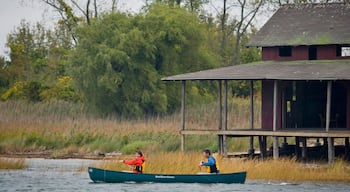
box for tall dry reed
[0,99,261,153]
[0,158,27,169]
[94,152,350,182]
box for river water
[0,158,349,192]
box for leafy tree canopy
[70,4,219,116]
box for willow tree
[70,4,218,116]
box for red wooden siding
[318,45,350,60]
[261,81,282,130]
[262,45,350,61]
[262,46,308,61]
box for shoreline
[0,152,124,160]
[1,152,350,183]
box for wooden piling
[301,137,307,161]
[345,137,350,160]
[326,81,334,163]
[248,80,255,156]
[273,80,279,159]
[181,81,186,151]
[295,136,300,159]
[223,80,228,156]
[218,80,223,154]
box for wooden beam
[326,81,332,132]
[180,130,350,137]
[345,137,350,160]
[295,137,301,159]
[328,137,334,164]
[249,80,255,155]
[218,80,223,154]
[326,81,334,164]
[223,80,228,156]
[250,80,254,130]
[301,137,307,161]
[181,80,186,151]
[259,136,266,159]
[218,80,222,130]
[273,80,279,159]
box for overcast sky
[0,0,143,57]
[0,0,268,57]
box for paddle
[198,161,204,172]
[116,159,134,172]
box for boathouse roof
[247,3,350,47]
[162,60,350,81]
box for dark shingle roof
[162,60,350,81]
[247,3,350,47]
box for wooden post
[295,136,300,159]
[259,136,267,159]
[223,80,228,156]
[218,80,223,154]
[248,80,255,156]
[326,81,332,132]
[181,80,186,151]
[328,137,334,164]
[345,137,350,160]
[273,80,279,159]
[301,137,307,161]
[326,81,334,163]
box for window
[279,46,292,57]
[336,45,350,57]
[309,46,317,60]
[341,47,350,57]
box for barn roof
[162,60,350,81]
[247,3,350,47]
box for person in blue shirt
[199,149,219,174]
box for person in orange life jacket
[199,149,219,174]
[123,150,145,173]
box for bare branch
[94,0,98,18]
[69,0,87,17]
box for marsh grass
[0,158,27,169]
[94,152,350,182]
[0,98,260,154]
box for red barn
[163,3,350,163]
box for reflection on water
[0,158,349,192]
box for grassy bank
[0,158,26,169]
[95,152,350,182]
[0,99,260,155]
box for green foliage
[1,1,262,115]
[1,77,79,102]
[40,76,80,102]
[1,20,76,102]
[0,57,9,92]
[1,81,47,102]
[70,4,218,116]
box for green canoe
[88,167,246,184]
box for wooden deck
[181,129,350,138]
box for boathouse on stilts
[162,3,350,163]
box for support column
[273,80,279,159]
[218,80,223,154]
[248,80,255,156]
[223,80,228,156]
[259,136,267,159]
[328,137,334,163]
[301,137,307,161]
[181,81,186,152]
[295,137,300,159]
[326,81,334,164]
[345,137,350,160]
